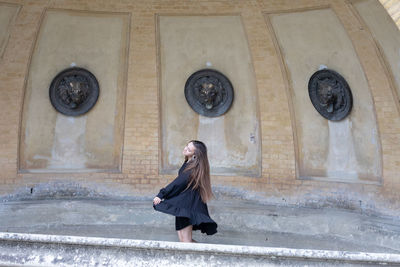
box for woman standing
[153,140,217,242]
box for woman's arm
[156,172,189,200]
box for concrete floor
[0,198,399,254]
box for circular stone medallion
[184,69,234,117]
[308,69,353,121]
[49,67,100,116]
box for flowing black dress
[153,161,218,235]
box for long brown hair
[184,140,214,203]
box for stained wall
[269,7,382,183]
[159,15,261,176]
[19,9,129,172]
[0,0,400,216]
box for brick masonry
[0,0,399,215]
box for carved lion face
[317,79,338,106]
[316,78,346,113]
[199,82,218,109]
[193,76,225,110]
[58,76,89,108]
[308,69,352,120]
[68,81,87,106]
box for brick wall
[0,0,399,215]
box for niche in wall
[268,7,382,183]
[19,9,130,172]
[158,15,261,176]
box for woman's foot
[191,239,197,243]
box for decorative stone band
[0,232,399,266]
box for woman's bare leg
[177,225,193,242]
[177,230,183,242]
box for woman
[153,140,218,242]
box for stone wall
[0,0,400,216]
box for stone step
[0,199,399,253]
[0,232,399,266]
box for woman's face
[183,142,196,157]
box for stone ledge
[0,232,399,266]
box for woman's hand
[153,197,161,205]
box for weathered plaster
[19,9,129,172]
[269,7,382,183]
[158,15,261,176]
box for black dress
[153,161,218,235]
